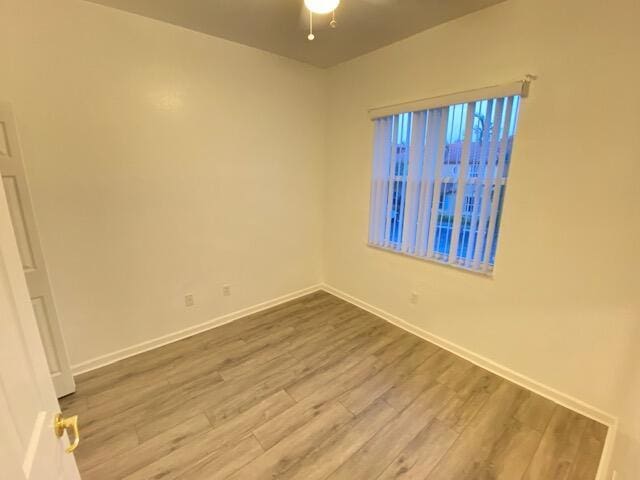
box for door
[0,160,81,479]
[0,103,75,397]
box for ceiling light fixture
[304,0,340,14]
[304,0,340,41]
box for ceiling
[87,0,506,68]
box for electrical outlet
[410,291,419,304]
[222,284,231,296]
[184,294,195,307]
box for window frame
[367,93,523,276]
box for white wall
[323,0,640,475]
[0,0,326,366]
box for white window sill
[366,242,495,279]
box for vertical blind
[368,94,522,274]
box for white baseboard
[320,284,617,428]
[71,284,323,375]
[596,421,618,480]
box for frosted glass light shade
[304,0,340,14]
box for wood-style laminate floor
[60,291,607,480]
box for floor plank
[376,418,458,480]
[226,402,353,479]
[382,348,456,412]
[272,399,397,480]
[339,340,437,415]
[523,407,590,480]
[179,435,264,480]
[327,382,455,479]
[476,418,543,479]
[515,391,558,433]
[82,414,211,480]
[426,381,532,479]
[123,390,294,480]
[567,421,609,480]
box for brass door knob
[54,413,80,453]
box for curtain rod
[368,74,537,120]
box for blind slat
[401,112,427,253]
[369,119,384,244]
[425,108,449,259]
[383,117,400,247]
[472,98,504,270]
[370,117,393,245]
[415,109,440,255]
[482,97,515,272]
[393,114,410,247]
[464,99,494,266]
[448,103,476,265]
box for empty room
[1,0,639,479]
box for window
[368,94,521,274]
[463,195,475,214]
